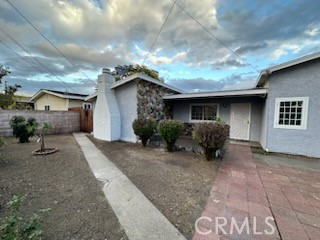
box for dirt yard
[89,136,220,239]
[0,135,127,240]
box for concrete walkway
[73,133,186,240]
[193,144,320,240]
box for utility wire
[173,1,260,73]
[142,0,177,65]
[0,26,77,92]
[0,38,69,90]
[6,0,97,86]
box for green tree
[0,65,21,109]
[114,64,164,81]
[9,116,38,143]
[0,64,10,80]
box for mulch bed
[0,134,128,240]
[89,136,220,239]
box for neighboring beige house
[30,89,92,111]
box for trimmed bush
[157,119,184,152]
[132,118,156,147]
[192,121,229,160]
[9,116,38,143]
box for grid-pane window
[191,105,218,121]
[191,106,203,120]
[45,105,50,111]
[278,101,303,126]
[274,97,308,130]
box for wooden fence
[68,107,93,133]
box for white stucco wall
[93,72,121,141]
[115,81,138,142]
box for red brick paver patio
[193,144,320,240]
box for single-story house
[30,89,93,111]
[91,51,320,158]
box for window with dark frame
[83,103,91,109]
[45,105,50,111]
[191,105,217,121]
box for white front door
[230,103,251,140]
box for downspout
[264,71,271,150]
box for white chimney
[93,69,121,141]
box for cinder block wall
[0,110,80,136]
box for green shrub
[0,137,5,163]
[157,119,184,152]
[9,116,38,143]
[132,118,156,147]
[0,137,5,147]
[192,121,229,160]
[0,195,51,240]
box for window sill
[273,125,307,130]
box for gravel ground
[0,134,128,240]
[89,136,220,239]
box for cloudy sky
[0,0,320,96]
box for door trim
[230,103,251,141]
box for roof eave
[163,88,268,100]
[84,92,98,101]
[255,51,320,87]
[110,73,185,94]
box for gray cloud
[235,43,268,54]
[167,71,257,93]
[211,58,248,69]
[218,0,320,45]
[167,78,224,92]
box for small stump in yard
[33,123,58,155]
[33,148,58,155]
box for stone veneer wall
[137,80,175,120]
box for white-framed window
[189,104,219,122]
[83,103,92,109]
[274,97,309,130]
[44,105,50,111]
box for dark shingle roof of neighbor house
[42,89,88,97]
[30,89,88,102]
[255,51,320,87]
